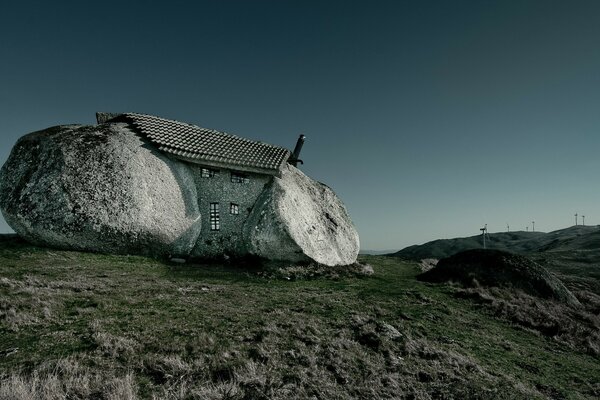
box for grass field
[0,236,598,399]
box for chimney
[289,134,305,167]
[96,112,123,124]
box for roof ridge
[125,112,285,150]
[122,112,291,174]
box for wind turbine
[532,221,535,232]
[480,224,489,249]
[582,215,585,226]
[575,213,578,226]
[507,223,509,232]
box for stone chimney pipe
[289,134,305,166]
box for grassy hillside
[391,226,600,261]
[0,235,598,399]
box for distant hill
[537,226,600,252]
[390,226,600,260]
[359,249,399,255]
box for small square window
[231,172,249,184]
[230,203,239,215]
[201,168,218,178]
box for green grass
[0,237,598,399]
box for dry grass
[0,358,137,400]
[0,240,598,399]
[251,260,375,281]
[126,310,545,399]
[454,286,600,356]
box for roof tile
[122,113,290,174]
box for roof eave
[167,153,287,176]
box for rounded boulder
[418,249,580,306]
[0,123,202,256]
[243,164,360,266]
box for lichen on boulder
[0,123,202,256]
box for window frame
[230,203,239,215]
[209,202,220,231]
[230,172,250,184]
[201,168,218,178]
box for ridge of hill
[391,226,600,261]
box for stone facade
[188,165,271,258]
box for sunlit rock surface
[244,164,360,266]
[0,123,202,256]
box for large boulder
[418,249,580,306]
[243,164,360,266]
[0,123,202,256]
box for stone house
[1,112,359,265]
[98,112,304,258]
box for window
[230,203,239,215]
[231,172,249,184]
[201,168,218,178]
[209,203,220,231]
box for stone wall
[188,164,271,258]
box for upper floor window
[230,203,239,215]
[201,168,218,178]
[231,172,249,184]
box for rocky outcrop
[418,249,580,306]
[0,123,202,256]
[243,164,360,266]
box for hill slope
[391,226,600,260]
[0,235,598,399]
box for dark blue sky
[1,0,599,250]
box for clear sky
[1,0,599,251]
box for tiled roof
[121,113,291,174]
